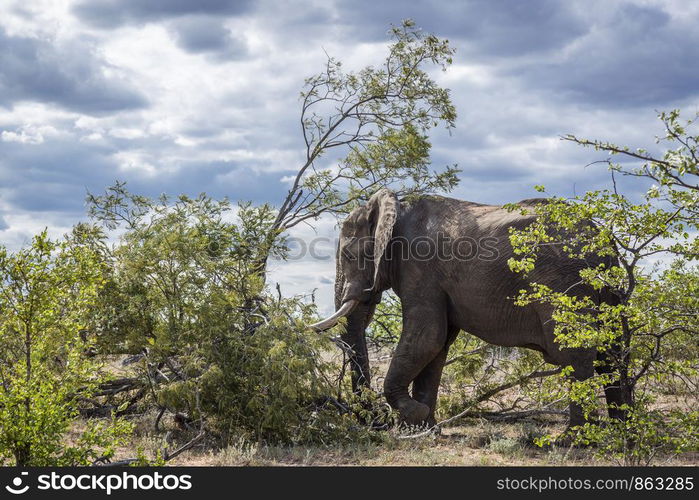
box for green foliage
[88,187,383,445]
[155,296,345,444]
[89,186,283,354]
[558,403,699,466]
[129,446,166,467]
[367,292,402,347]
[0,229,131,465]
[509,110,699,463]
[275,19,459,232]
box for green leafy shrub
[509,110,699,463]
[87,186,387,445]
[0,228,131,465]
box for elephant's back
[399,195,538,240]
[392,195,606,348]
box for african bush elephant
[311,189,624,427]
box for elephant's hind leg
[596,348,630,421]
[411,326,459,426]
[536,304,596,428]
[410,349,448,426]
[384,299,448,426]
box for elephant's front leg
[342,302,375,393]
[384,301,447,426]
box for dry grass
[106,417,698,466]
[90,351,699,467]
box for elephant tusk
[309,299,359,331]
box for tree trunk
[14,444,30,466]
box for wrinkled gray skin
[320,189,625,427]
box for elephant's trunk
[309,259,372,392]
[338,259,372,391]
[341,302,373,392]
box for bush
[87,186,386,445]
[0,228,131,465]
[509,110,699,463]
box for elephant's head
[309,188,399,391]
[310,188,400,331]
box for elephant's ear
[368,188,399,291]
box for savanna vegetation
[0,21,696,466]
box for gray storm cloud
[0,0,697,309]
[0,28,148,114]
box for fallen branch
[154,407,167,432]
[400,366,562,439]
[93,458,138,467]
[92,432,206,467]
[78,404,115,418]
[162,432,206,462]
[464,368,562,408]
[78,379,146,418]
[94,377,141,397]
[449,408,567,422]
[115,388,147,416]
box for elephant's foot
[607,407,628,422]
[397,400,430,426]
[568,402,587,428]
[553,430,576,448]
[555,430,599,449]
[556,423,601,448]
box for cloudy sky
[1,0,698,312]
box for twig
[96,431,207,467]
[162,432,206,462]
[154,407,166,432]
[444,346,489,366]
[399,367,562,439]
